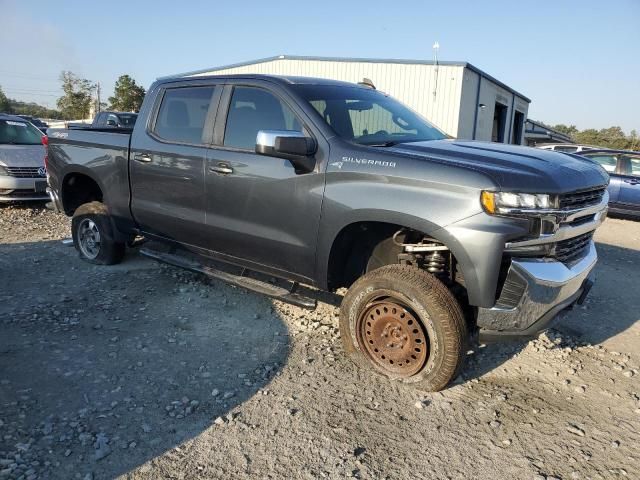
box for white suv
[537,144,599,153]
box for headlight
[481,191,553,215]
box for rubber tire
[71,201,125,265]
[339,264,468,392]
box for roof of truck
[158,73,361,88]
[0,113,30,122]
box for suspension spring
[424,251,448,275]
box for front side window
[223,86,302,150]
[154,86,215,144]
[294,84,446,146]
[0,119,43,145]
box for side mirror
[106,119,117,127]
[256,130,317,173]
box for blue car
[576,149,640,218]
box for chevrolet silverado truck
[46,74,609,391]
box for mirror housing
[256,130,317,173]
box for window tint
[585,154,617,173]
[0,119,43,145]
[223,87,302,150]
[154,87,215,144]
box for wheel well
[327,221,474,331]
[327,222,416,291]
[61,173,103,215]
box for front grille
[5,166,46,178]
[558,187,606,210]
[4,166,46,178]
[554,231,594,263]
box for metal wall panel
[192,59,465,137]
[191,58,529,142]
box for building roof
[525,119,574,144]
[166,54,531,102]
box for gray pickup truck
[46,74,609,391]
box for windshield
[117,114,137,127]
[293,85,446,146]
[0,119,43,145]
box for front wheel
[339,265,468,392]
[71,201,125,265]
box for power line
[4,90,60,97]
[2,86,62,94]
[0,70,61,81]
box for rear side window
[585,154,617,172]
[223,86,302,150]
[0,120,43,145]
[154,87,215,144]
[629,157,640,176]
[555,146,578,153]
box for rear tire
[71,201,125,265]
[339,264,467,392]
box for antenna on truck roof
[358,78,376,89]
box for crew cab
[46,74,609,391]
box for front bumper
[0,175,48,201]
[477,241,597,339]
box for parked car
[46,75,609,391]
[575,149,640,218]
[91,111,138,129]
[16,115,49,133]
[537,143,598,153]
[0,113,48,201]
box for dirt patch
[1,205,638,479]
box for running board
[139,247,317,310]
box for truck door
[617,154,640,213]
[129,84,220,247]
[204,83,327,281]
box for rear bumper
[0,175,48,201]
[46,186,64,212]
[477,242,597,339]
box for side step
[139,247,317,310]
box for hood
[389,140,609,193]
[0,144,46,168]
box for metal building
[177,55,531,145]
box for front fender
[315,173,530,307]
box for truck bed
[46,128,133,223]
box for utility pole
[96,82,101,113]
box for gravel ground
[0,203,639,480]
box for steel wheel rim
[356,299,428,377]
[78,219,101,259]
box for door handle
[209,162,233,175]
[134,153,153,163]
[623,179,640,185]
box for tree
[108,75,146,112]
[0,86,11,113]
[56,71,95,120]
[551,124,578,136]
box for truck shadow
[0,239,289,479]
[463,239,640,381]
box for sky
[1,0,638,132]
